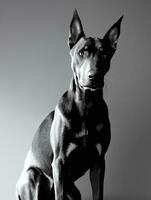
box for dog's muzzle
[79,71,104,91]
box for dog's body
[16,10,123,200]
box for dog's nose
[88,74,93,79]
[88,71,96,80]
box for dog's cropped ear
[103,16,123,49]
[68,9,85,49]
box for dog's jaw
[79,84,103,92]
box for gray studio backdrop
[0,0,151,200]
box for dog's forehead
[79,37,102,49]
[70,37,102,55]
[85,37,102,48]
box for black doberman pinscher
[16,10,123,200]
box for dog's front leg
[52,156,65,200]
[90,155,105,200]
[50,106,69,200]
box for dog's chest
[66,125,88,156]
[64,122,103,179]
[65,120,103,160]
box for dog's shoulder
[57,90,75,116]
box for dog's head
[69,10,123,91]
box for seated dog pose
[16,10,123,200]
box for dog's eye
[79,49,84,57]
[79,46,90,58]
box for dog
[16,10,123,200]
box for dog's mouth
[81,86,101,91]
[79,82,104,91]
